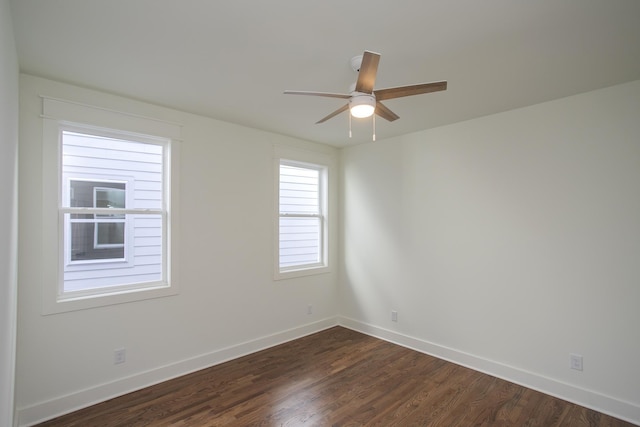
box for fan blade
[375,81,447,101]
[355,51,380,94]
[375,101,400,122]
[316,104,349,124]
[284,90,350,99]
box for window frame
[274,147,331,280]
[41,97,181,314]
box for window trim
[41,97,181,314]
[274,147,332,280]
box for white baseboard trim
[337,316,640,426]
[16,317,338,427]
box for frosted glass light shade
[349,95,375,118]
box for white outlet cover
[570,354,583,371]
[114,348,126,365]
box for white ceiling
[10,0,640,147]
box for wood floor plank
[35,327,636,426]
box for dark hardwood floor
[37,327,635,426]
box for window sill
[43,283,178,315]
[274,265,331,281]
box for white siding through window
[279,163,323,269]
[62,131,165,293]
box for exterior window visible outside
[68,180,126,261]
[278,160,327,273]
[93,185,126,248]
[61,130,166,296]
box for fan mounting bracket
[350,55,364,72]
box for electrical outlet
[391,310,398,322]
[114,348,126,365]
[307,304,313,315]
[570,353,583,371]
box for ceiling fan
[284,50,447,140]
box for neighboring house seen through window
[68,180,126,261]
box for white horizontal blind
[279,162,323,270]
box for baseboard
[338,316,640,426]
[17,317,640,426]
[16,317,338,427]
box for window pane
[279,165,319,214]
[95,187,125,209]
[63,132,164,210]
[64,213,164,290]
[96,222,125,245]
[279,216,320,267]
[70,220,125,261]
[69,180,125,209]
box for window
[279,163,324,269]
[275,150,330,279]
[68,180,126,261]
[41,97,180,313]
[59,129,166,295]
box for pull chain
[372,113,376,141]
[349,113,352,138]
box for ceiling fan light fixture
[349,94,376,118]
[283,51,448,130]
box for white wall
[14,71,640,425]
[16,75,339,425]
[0,0,19,425]
[340,80,640,424]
